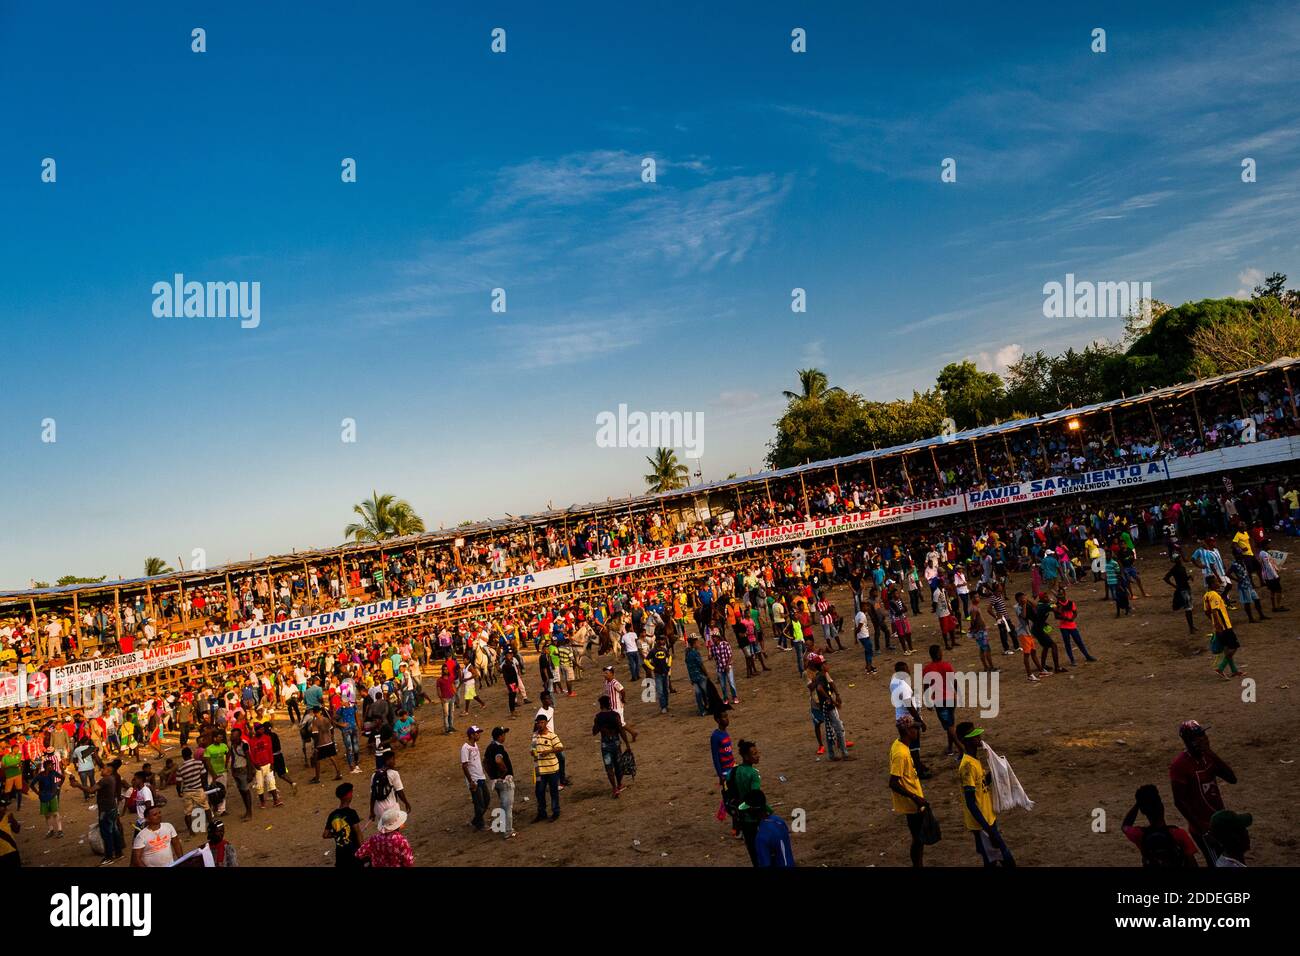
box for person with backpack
[727,739,764,864]
[1121,783,1198,867]
[368,751,410,825]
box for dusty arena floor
[17,556,1299,868]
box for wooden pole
[225,573,234,624]
[29,598,39,658]
[73,590,81,649]
[113,588,122,647]
[764,478,773,510]
[929,445,943,485]
[1034,425,1050,470]
[178,579,187,623]
[901,454,914,496]
[1147,400,1163,442]
[1235,381,1247,417]
[868,447,880,504]
[1191,391,1207,445]
[1001,433,1017,471]
[1283,368,1299,421]
[798,473,810,518]
[971,439,984,483]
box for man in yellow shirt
[888,715,928,867]
[1202,589,1241,678]
[1231,528,1253,559]
[955,723,1015,866]
[530,713,564,822]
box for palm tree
[143,557,173,576]
[782,367,843,403]
[344,491,426,542]
[644,448,690,493]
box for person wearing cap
[530,713,564,822]
[1209,810,1251,867]
[484,727,516,838]
[954,722,1014,866]
[356,807,414,867]
[461,726,490,831]
[743,789,794,867]
[888,715,928,867]
[202,817,237,867]
[889,662,930,777]
[602,665,637,739]
[1170,720,1237,864]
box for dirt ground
[16,555,1299,868]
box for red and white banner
[48,640,200,694]
[572,533,748,579]
[744,496,965,548]
[0,672,26,708]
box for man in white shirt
[131,806,182,867]
[889,662,929,779]
[854,609,875,672]
[620,629,642,681]
[460,726,489,831]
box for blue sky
[2,1,1299,586]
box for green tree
[936,361,1006,428]
[1189,295,1300,376]
[143,557,173,577]
[644,448,690,493]
[782,368,844,403]
[56,574,107,586]
[344,491,426,542]
[766,389,945,469]
[1250,271,1300,319]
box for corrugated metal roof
[5,356,1296,601]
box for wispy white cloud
[1237,267,1265,297]
[493,315,645,370]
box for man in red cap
[1169,720,1237,864]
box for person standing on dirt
[592,695,633,798]
[1163,550,1197,635]
[1169,720,1238,863]
[728,739,764,864]
[888,715,928,868]
[308,707,343,784]
[954,723,1015,867]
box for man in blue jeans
[620,628,642,681]
[684,635,710,716]
[335,702,360,771]
[648,636,672,715]
[68,763,124,865]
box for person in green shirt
[204,735,230,814]
[729,739,764,865]
[790,617,806,677]
[2,743,24,812]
